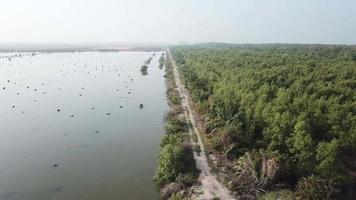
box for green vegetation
[295,175,336,200]
[171,43,356,199]
[168,193,189,200]
[159,53,165,70]
[145,54,154,65]
[141,53,157,75]
[259,189,294,200]
[140,65,148,75]
[155,53,199,199]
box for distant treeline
[171,44,356,199]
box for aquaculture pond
[0,51,167,200]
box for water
[0,51,167,200]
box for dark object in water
[140,65,148,76]
[96,130,99,134]
[53,164,58,167]
[106,113,111,115]
[57,109,61,112]
[52,186,64,193]
[120,106,123,108]
[70,115,74,117]
[139,104,144,109]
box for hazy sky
[0,0,355,44]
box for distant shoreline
[0,46,164,53]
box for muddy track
[167,49,235,200]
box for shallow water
[0,51,167,200]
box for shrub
[316,139,339,176]
[208,134,224,152]
[161,183,183,200]
[168,192,188,200]
[161,134,183,148]
[155,144,185,184]
[258,189,294,200]
[295,175,336,200]
[176,173,197,187]
[233,150,279,199]
[164,113,187,135]
[140,65,148,75]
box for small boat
[139,104,144,109]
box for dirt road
[167,49,235,200]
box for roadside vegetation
[171,43,356,199]
[155,52,199,200]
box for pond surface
[0,51,167,200]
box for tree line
[171,43,356,199]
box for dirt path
[167,49,235,200]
